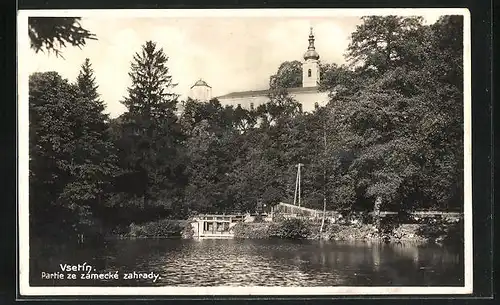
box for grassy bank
[104,215,462,245]
[233,218,463,246]
[107,219,189,239]
[233,218,312,239]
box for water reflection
[30,238,463,287]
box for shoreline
[36,218,462,247]
[230,219,463,246]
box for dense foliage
[269,61,303,89]
[29,60,117,238]
[29,16,464,239]
[28,17,96,57]
[273,218,312,239]
[233,219,312,239]
[127,220,186,238]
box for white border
[17,8,473,297]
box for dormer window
[308,69,312,77]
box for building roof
[190,79,212,89]
[216,86,321,99]
[304,49,320,61]
[303,27,320,61]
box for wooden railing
[273,202,462,218]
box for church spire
[304,27,320,61]
[308,27,315,50]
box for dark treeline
[29,16,464,239]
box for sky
[24,11,445,118]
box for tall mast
[320,112,328,233]
[293,163,304,207]
[298,164,302,208]
[293,166,299,206]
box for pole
[320,197,326,233]
[297,163,303,208]
[320,116,327,233]
[293,166,299,206]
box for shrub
[416,216,447,239]
[359,212,372,224]
[326,223,343,235]
[273,212,286,222]
[323,223,378,241]
[233,219,313,239]
[379,215,400,234]
[128,223,146,237]
[127,219,185,238]
[275,218,311,239]
[181,221,194,239]
[441,219,464,247]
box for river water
[30,238,463,287]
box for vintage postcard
[17,8,472,297]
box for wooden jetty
[190,214,245,239]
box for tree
[77,59,100,103]
[270,60,347,98]
[318,63,360,96]
[179,98,235,136]
[183,119,235,214]
[29,72,77,235]
[346,16,425,76]
[327,15,464,212]
[231,104,258,132]
[29,71,118,238]
[180,99,243,214]
[269,60,303,89]
[74,59,120,224]
[28,17,96,57]
[112,41,184,218]
[122,41,179,116]
[413,15,464,210]
[226,129,285,212]
[256,88,302,127]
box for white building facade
[190,28,329,113]
[216,87,328,113]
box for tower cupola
[189,78,212,101]
[303,27,320,61]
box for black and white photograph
[18,8,472,296]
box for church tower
[302,27,320,87]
